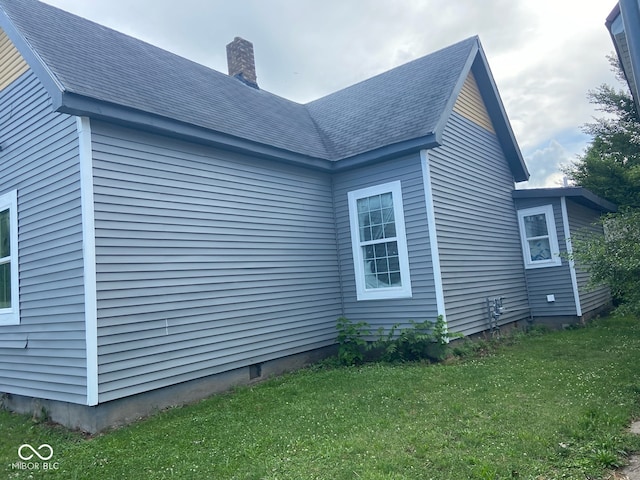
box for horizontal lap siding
[513,197,576,316]
[429,113,529,335]
[566,200,611,313]
[333,154,438,333]
[91,122,341,402]
[0,70,86,403]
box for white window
[517,204,562,269]
[348,181,412,300]
[0,190,19,325]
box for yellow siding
[0,28,29,91]
[453,71,495,134]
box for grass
[2,316,640,479]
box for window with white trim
[347,181,412,300]
[517,204,562,269]
[0,190,19,325]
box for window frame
[0,189,19,325]
[347,181,412,300]
[517,204,562,269]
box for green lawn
[2,316,640,479]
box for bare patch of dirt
[613,421,640,480]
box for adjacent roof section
[606,1,640,111]
[513,187,617,213]
[0,0,527,179]
[307,37,477,160]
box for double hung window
[0,190,18,325]
[348,181,412,300]
[517,204,561,269]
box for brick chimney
[226,37,258,89]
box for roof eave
[512,187,617,212]
[606,1,640,111]
[472,44,530,182]
[331,134,440,172]
[58,92,334,171]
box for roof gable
[453,71,495,134]
[0,0,527,180]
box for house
[512,188,615,324]
[606,0,640,110]
[0,0,614,432]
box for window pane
[0,261,10,308]
[381,207,394,224]
[528,238,551,261]
[0,209,9,258]
[383,222,396,238]
[361,241,402,288]
[524,214,548,238]
[370,209,382,226]
[357,198,369,214]
[380,192,393,208]
[368,195,381,210]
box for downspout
[330,175,346,319]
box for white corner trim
[560,196,582,317]
[77,116,99,406]
[420,150,447,321]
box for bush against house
[571,209,640,315]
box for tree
[564,56,640,208]
[571,209,640,315]
[565,55,640,314]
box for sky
[41,0,623,187]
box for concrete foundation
[531,302,613,330]
[1,345,336,433]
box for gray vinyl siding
[0,70,86,403]
[428,113,530,335]
[513,197,577,317]
[90,121,342,402]
[566,199,611,314]
[332,154,439,333]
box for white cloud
[519,139,576,188]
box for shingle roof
[0,0,329,158]
[0,0,525,178]
[307,37,477,159]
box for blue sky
[42,0,622,187]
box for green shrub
[374,316,460,362]
[571,208,640,315]
[336,316,461,364]
[335,316,370,365]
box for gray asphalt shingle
[0,0,476,161]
